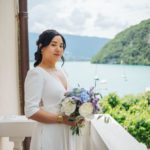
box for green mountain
[91,19,150,65]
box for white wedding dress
[24,66,85,150]
[24,65,148,150]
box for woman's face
[42,35,64,64]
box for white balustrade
[91,114,147,150]
[0,114,148,150]
[0,115,36,150]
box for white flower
[79,102,94,118]
[61,97,76,116]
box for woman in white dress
[24,29,82,150]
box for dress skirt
[30,123,72,150]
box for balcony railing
[0,114,147,150]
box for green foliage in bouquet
[99,92,150,148]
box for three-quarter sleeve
[24,69,44,118]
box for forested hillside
[91,19,150,65]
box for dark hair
[34,29,66,67]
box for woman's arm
[28,109,77,127]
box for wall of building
[0,0,20,149]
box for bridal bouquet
[60,87,103,135]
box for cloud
[28,0,150,38]
[94,13,129,30]
[69,8,91,26]
[62,8,92,34]
[29,22,47,33]
[28,1,92,35]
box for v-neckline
[37,66,68,91]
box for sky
[28,0,150,38]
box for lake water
[30,61,150,97]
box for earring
[39,43,42,48]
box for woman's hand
[63,115,84,127]
[63,115,76,127]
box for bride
[24,29,83,150]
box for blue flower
[76,89,90,103]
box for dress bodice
[24,66,72,117]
